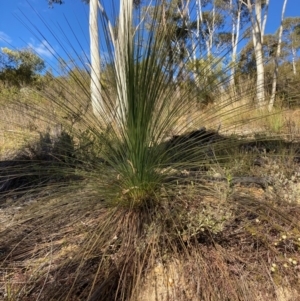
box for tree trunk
[114,0,133,125]
[261,0,269,42]
[176,0,189,83]
[292,47,297,75]
[197,0,205,56]
[229,0,241,87]
[254,0,265,108]
[206,1,216,57]
[89,0,103,118]
[246,0,266,108]
[268,0,288,112]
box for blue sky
[0,0,299,71]
[0,0,91,71]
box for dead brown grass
[1,84,300,300]
[1,152,300,301]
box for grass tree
[1,1,300,300]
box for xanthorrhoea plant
[93,0,212,206]
[1,1,300,301]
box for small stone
[213,173,222,179]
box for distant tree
[0,47,45,88]
[218,0,250,87]
[268,0,288,112]
[238,39,256,78]
[197,0,226,57]
[241,0,269,108]
[238,34,287,77]
[143,0,195,82]
[282,17,300,75]
[47,0,89,6]
[48,0,104,119]
[48,0,142,120]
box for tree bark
[197,0,204,56]
[245,0,266,108]
[114,0,133,125]
[206,0,216,57]
[268,0,288,112]
[261,0,269,43]
[292,46,297,75]
[89,0,103,118]
[229,0,241,87]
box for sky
[0,0,299,72]
[0,0,91,72]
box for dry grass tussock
[1,182,300,300]
[1,125,300,300]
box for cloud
[28,40,56,58]
[0,31,12,43]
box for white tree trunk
[89,0,103,118]
[114,0,133,125]
[197,0,211,56]
[206,1,216,57]
[197,0,204,55]
[97,0,135,126]
[261,0,269,41]
[246,0,265,108]
[292,47,297,75]
[229,0,241,87]
[186,0,198,85]
[269,0,288,112]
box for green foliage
[282,17,300,51]
[0,47,45,88]
[184,55,226,106]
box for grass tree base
[1,174,300,301]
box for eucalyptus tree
[172,0,193,82]
[0,47,45,87]
[48,0,105,120]
[197,0,226,58]
[173,0,227,92]
[48,0,143,122]
[238,34,280,75]
[141,0,229,88]
[268,0,288,112]
[282,17,300,75]
[144,0,196,82]
[217,0,250,86]
[241,0,269,108]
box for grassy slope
[1,87,300,300]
